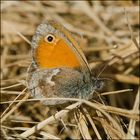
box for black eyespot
[45,34,55,43]
[47,35,53,42]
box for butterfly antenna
[96,56,114,80]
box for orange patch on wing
[35,37,81,69]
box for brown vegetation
[1,1,139,139]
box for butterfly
[27,20,103,105]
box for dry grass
[1,1,139,139]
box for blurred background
[1,1,139,139]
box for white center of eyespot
[44,34,55,43]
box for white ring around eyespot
[44,34,55,43]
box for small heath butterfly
[27,20,102,105]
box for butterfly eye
[45,34,55,43]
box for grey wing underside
[27,67,93,105]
